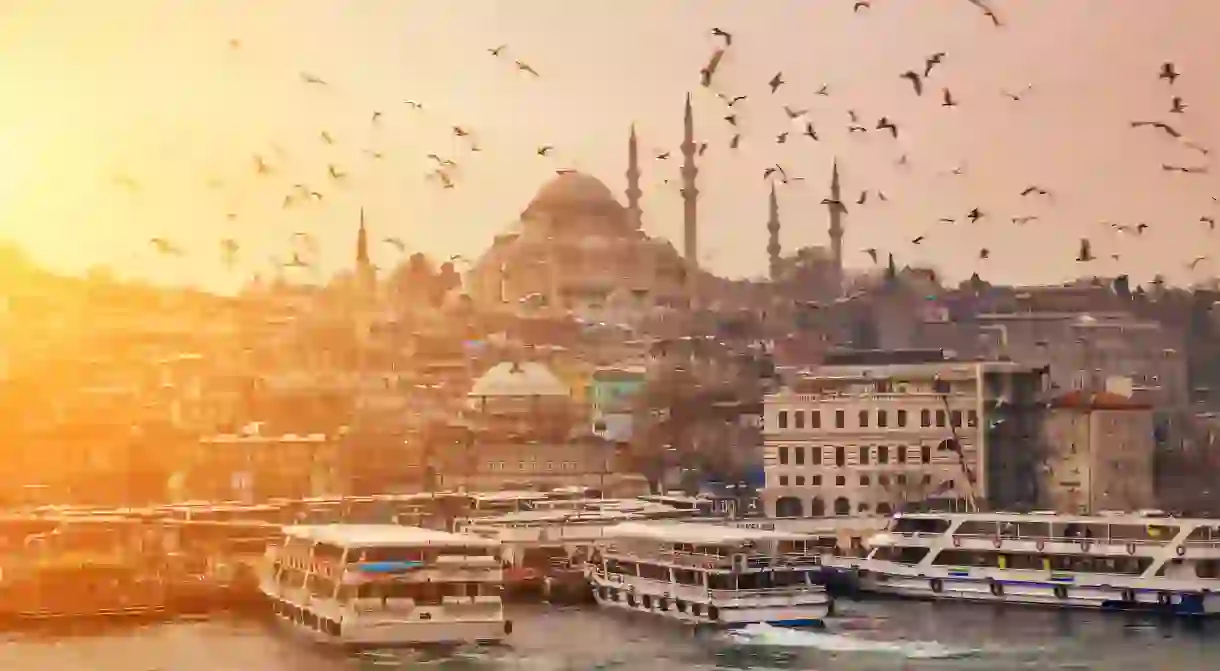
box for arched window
[857,502,870,513]
[775,496,804,518]
[876,502,893,516]
[809,496,826,516]
[833,497,851,516]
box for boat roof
[283,524,498,549]
[897,511,1218,526]
[605,522,812,544]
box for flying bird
[815,84,830,96]
[848,125,868,133]
[1077,238,1094,262]
[403,100,424,109]
[763,165,788,182]
[327,164,347,180]
[253,155,271,175]
[775,132,788,144]
[711,28,733,46]
[1171,96,1187,114]
[1160,62,1179,85]
[1189,256,1209,270]
[854,1,870,11]
[912,236,926,245]
[1012,215,1039,225]
[938,217,955,224]
[967,0,1002,26]
[821,198,848,213]
[924,52,946,77]
[284,252,309,269]
[1202,216,1216,231]
[729,134,741,149]
[768,72,785,93]
[220,239,239,267]
[876,117,898,138]
[383,237,406,252]
[320,130,334,144]
[1020,185,1049,197]
[864,248,878,263]
[300,72,327,86]
[536,145,553,156]
[515,60,540,76]
[724,114,738,126]
[941,88,957,107]
[150,238,182,255]
[719,93,748,106]
[784,106,808,119]
[453,126,471,137]
[370,111,382,124]
[803,122,819,140]
[432,170,455,189]
[856,190,869,205]
[900,71,923,95]
[1130,120,1181,138]
[979,248,990,260]
[967,208,983,223]
[1002,87,1030,101]
[1163,164,1208,174]
[428,154,456,167]
[488,44,507,57]
[701,49,726,87]
[655,151,671,160]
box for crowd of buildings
[2,96,1220,517]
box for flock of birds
[121,0,1217,288]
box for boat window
[673,568,701,585]
[307,574,336,598]
[1103,524,1178,542]
[891,517,951,534]
[1196,560,1220,579]
[354,547,428,563]
[708,572,734,590]
[871,546,929,564]
[313,543,345,561]
[1186,526,1220,542]
[607,559,638,576]
[955,520,999,536]
[1013,521,1050,538]
[355,581,445,605]
[637,562,669,581]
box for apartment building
[761,351,1048,517]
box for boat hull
[588,575,830,627]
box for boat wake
[724,623,980,660]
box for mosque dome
[468,361,571,399]
[524,171,623,218]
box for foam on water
[724,623,980,660]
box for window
[547,462,555,471]
[878,445,889,464]
[921,409,931,427]
[810,410,822,429]
[877,410,888,428]
[897,474,907,485]
[922,474,932,485]
[860,475,871,486]
[835,475,846,486]
[811,475,822,486]
[779,446,789,465]
[858,410,869,428]
[778,411,789,429]
[811,448,823,466]
[795,411,805,429]
[859,446,870,465]
[879,475,890,487]
[897,409,908,427]
[858,502,871,513]
[779,476,789,486]
[795,447,805,465]
[796,475,806,486]
[921,446,931,464]
[835,410,845,428]
[898,446,907,464]
[835,446,846,467]
[967,410,978,428]
[951,410,962,428]
[935,410,946,427]
[944,479,956,490]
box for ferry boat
[836,511,1220,616]
[259,524,511,646]
[586,522,832,627]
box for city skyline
[1,0,1219,291]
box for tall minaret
[827,158,845,292]
[767,182,782,281]
[356,206,375,297]
[625,124,643,230]
[680,93,700,297]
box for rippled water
[3,600,1220,670]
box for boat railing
[942,533,1172,549]
[707,585,820,599]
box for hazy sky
[1,0,1218,290]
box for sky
[0,0,1218,291]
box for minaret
[356,206,375,297]
[680,93,699,297]
[828,158,845,293]
[767,183,782,281]
[625,124,643,230]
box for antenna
[937,382,979,512]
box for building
[761,350,1048,518]
[181,425,343,503]
[587,366,646,442]
[1039,390,1156,514]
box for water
[3,600,1220,670]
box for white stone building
[761,358,1047,518]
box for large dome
[468,361,571,398]
[525,171,622,216]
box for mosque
[465,95,849,322]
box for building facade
[761,353,1048,518]
[1039,391,1156,514]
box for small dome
[469,361,571,398]
[525,172,622,216]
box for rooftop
[283,524,498,549]
[1051,390,1152,410]
[468,361,570,398]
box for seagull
[1020,185,1049,197]
[432,170,455,189]
[1130,120,1181,138]
[1077,238,1094,262]
[453,126,471,137]
[1171,96,1187,114]
[967,0,1002,27]
[853,1,870,11]
[220,239,239,267]
[815,84,830,96]
[536,145,553,156]
[370,111,382,125]
[900,71,923,95]
[856,190,869,205]
[1202,216,1216,231]
[784,106,808,119]
[864,248,879,263]
[1185,141,1210,156]
[719,94,748,107]
[941,88,957,107]
[403,100,424,110]
[1189,256,1208,270]
[327,164,347,180]
[1012,215,1039,225]
[284,252,309,269]
[803,122,818,140]
[488,44,507,57]
[383,237,406,252]
[924,52,946,77]
[320,130,334,144]
[515,60,540,76]
[912,236,926,245]
[711,28,733,46]
[1002,87,1031,101]
[427,153,456,167]
[150,237,182,255]
[701,49,726,87]
[253,155,271,175]
[300,72,327,86]
[848,125,868,133]
[768,72,785,93]
[729,134,741,149]
[938,217,955,224]
[1164,164,1208,174]
[775,132,788,144]
[979,248,990,260]
[655,151,671,160]
[967,208,983,223]
[876,117,898,138]
[763,165,788,182]
[1160,62,1179,85]
[821,198,848,213]
[724,114,738,126]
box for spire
[827,157,844,296]
[625,124,643,229]
[356,206,369,265]
[767,183,782,282]
[680,93,699,300]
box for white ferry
[259,524,511,646]
[835,511,1220,616]
[587,522,832,627]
